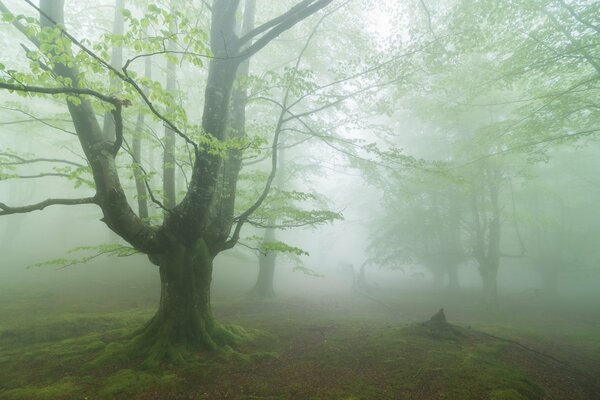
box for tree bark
[102,0,125,142]
[252,227,277,298]
[128,238,224,364]
[163,3,177,210]
[131,53,150,220]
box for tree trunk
[479,261,499,306]
[128,238,237,365]
[131,49,151,220]
[253,248,277,299]
[252,227,276,298]
[447,262,459,290]
[101,0,124,142]
[162,5,177,210]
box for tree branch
[556,0,600,35]
[220,2,339,250]
[0,197,97,216]
[0,105,76,135]
[239,0,316,45]
[0,153,84,167]
[237,0,334,60]
[0,81,125,106]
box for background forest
[0,0,599,399]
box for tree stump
[422,308,463,340]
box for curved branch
[0,153,84,167]
[0,197,97,216]
[221,115,284,250]
[0,105,76,136]
[238,0,334,60]
[0,81,124,105]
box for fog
[1,0,599,399]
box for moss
[2,381,78,400]
[489,389,530,400]
[98,369,180,398]
[83,340,106,352]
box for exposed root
[85,317,259,370]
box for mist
[1,0,599,399]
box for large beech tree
[0,0,334,364]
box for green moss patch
[1,298,598,399]
[2,381,78,400]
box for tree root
[85,318,259,370]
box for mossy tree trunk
[128,238,233,365]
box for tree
[366,166,467,290]
[0,0,335,365]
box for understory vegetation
[1,279,599,400]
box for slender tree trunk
[479,259,499,306]
[356,263,367,289]
[447,262,459,290]
[104,0,125,243]
[163,4,177,209]
[102,0,124,142]
[131,49,151,219]
[252,227,276,298]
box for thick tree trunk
[129,238,237,365]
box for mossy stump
[421,308,464,340]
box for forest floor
[0,282,599,400]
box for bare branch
[0,153,84,167]
[0,81,125,105]
[0,105,76,135]
[239,0,316,45]
[0,197,97,216]
[123,50,215,71]
[238,0,335,60]
[120,137,171,213]
[556,0,600,35]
